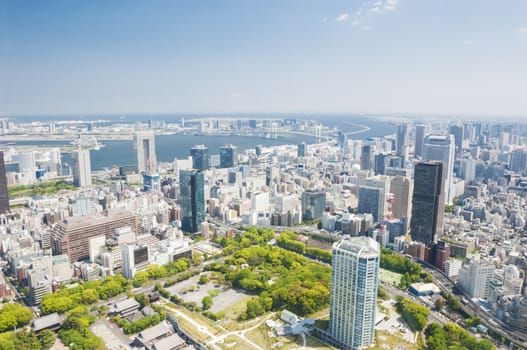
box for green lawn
[379,268,403,285]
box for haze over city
[2,0,527,117]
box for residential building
[328,236,380,350]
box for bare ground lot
[210,288,251,314]
[166,273,250,314]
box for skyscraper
[423,134,455,204]
[390,175,413,220]
[510,148,527,175]
[449,124,464,156]
[414,124,426,158]
[410,161,445,246]
[220,144,238,168]
[357,186,384,222]
[297,142,306,157]
[360,144,373,171]
[396,123,408,157]
[301,190,326,221]
[329,236,380,350]
[179,170,205,233]
[190,144,209,171]
[72,149,92,187]
[0,151,9,213]
[134,130,156,174]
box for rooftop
[137,322,171,343]
[33,312,61,331]
[334,236,380,257]
[152,333,185,350]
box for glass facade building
[180,170,205,233]
[410,161,445,246]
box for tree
[434,298,445,310]
[38,329,56,349]
[198,275,209,285]
[132,271,149,288]
[202,296,213,310]
[81,289,99,304]
[12,331,41,350]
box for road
[421,263,527,349]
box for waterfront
[0,116,395,170]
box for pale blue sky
[1,0,527,117]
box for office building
[179,170,205,233]
[360,145,373,171]
[121,244,149,279]
[28,269,52,306]
[390,176,413,220]
[72,149,92,187]
[414,124,427,158]
[301,190,326,221]
[396,124,408,157]
[51,210,139,262]
[423,134,455,203]
[329,236,380,350]
[510,149,527,174]
[450,124,464,156]
[297,142,306,157]
[357,186,384,222]
[0,152,9,213]
[220,144,238,168]
[134,130,156,174]
[457,260,495,299]
[190,144,209,171]
[143,172,160,192]
[410,161,445,247]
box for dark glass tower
[301,190,326,221]
[0,151,9,213]
[190,145,209,171]
[219,144,237,168]
[360,144,373,170]
[410,161,445,246]
[179,170,205,233]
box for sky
[1,0,527,118]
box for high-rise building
[0,152,9,213]
[220,144,238,168]
[510,149,527,174]
[142,172,160,192]
[414,124,426,158]
[72,149,92,187]
[449,124,464,156]
[457,259,495,299]
[410,161,445,247]
[190,145,209,171]
[301,190,326,221]
[297,142,306,157]
[329,236,380,350]
[390,176,413,220]
[360,145,373,171]
[423,134,455,203]
[134,130,156,174]
[179,170,205,233]
[396,124,408,157]
[357,186,384,222]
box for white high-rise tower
[72,149,91,187]
[134,130,156,174]
[423,134,455,204]
[329,236,380,350]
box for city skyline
[2,1,527,117]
